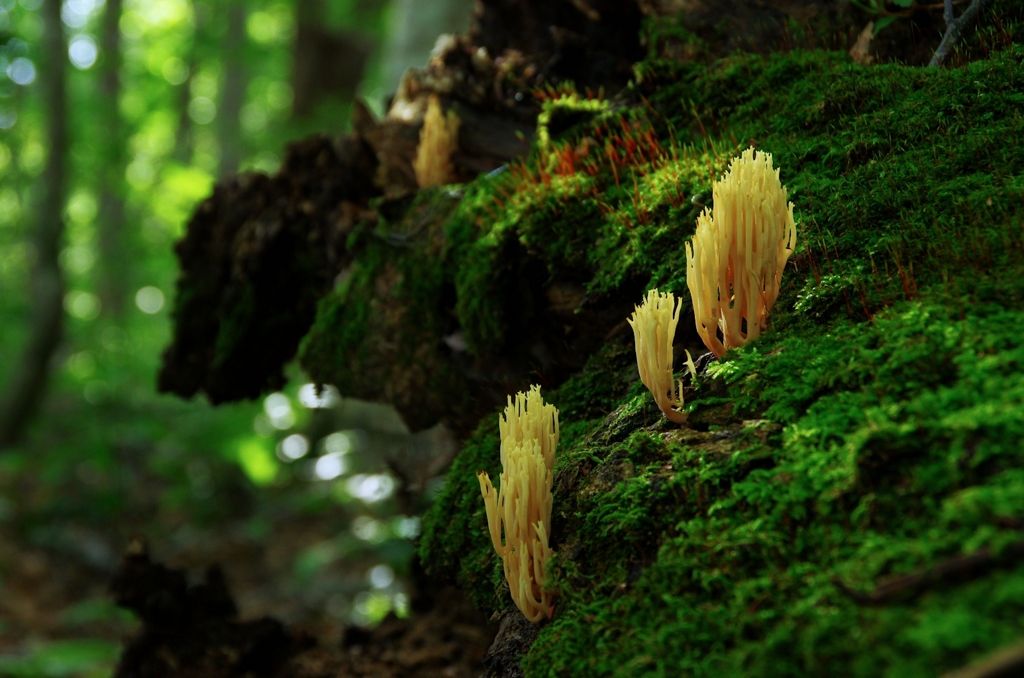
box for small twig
[929,0,996,67]
[833,541,1024,605]
[881,0,970,18]
[922,0,968,9]
[941,642,1024,678]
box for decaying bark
[159,0,976,414]
[481,610,540,678]
[159,0,645,409]
[158,134,378,402]
[111,540,306,677]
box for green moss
[418,32,1024,676]
[210,282,258,372]
[299,189,462,395]
[535,90,611,150]
[638,14,710,64]
[298,236,383,390]
[523,302,1024,678]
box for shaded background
[0,0,471,673]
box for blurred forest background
[0,0,472,673]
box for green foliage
[848,0,915,35]
[0,639,120,678]
[0,0,415,664]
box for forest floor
[0,460,495,677]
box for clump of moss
[535,87,610,150]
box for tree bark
[98,0,127,316]
[218,1,247,180]
[0,0,68,449]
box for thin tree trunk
[218,1,247,180]
[297,0,325,25]
[173,0,197,164]
[0,0,68,449]
[292,0,328,119]
[172,55,196,163]
[98,0,127,316]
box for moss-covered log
[157,0,1024,675]
[158,135,378,402]
[418,16,1024,678]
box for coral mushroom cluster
[628,288,691,424]
[685,147,797,358]
[477,386,559,623]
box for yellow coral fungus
[413,94,460,188]
[498,385,559,473]
[628,288,688,424]
[477,386,558,623]
[685,147,797,358]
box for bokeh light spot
[161,56,189,84]
[188,96,216,124]
[277,434,309,462]
[346,474,395,503]
[135,286,164,314]
[68,35,98,69]
[263,392,295,430]
[298,383,339,409]
[65,290,100,320]
[313,453,346,481]
[368,564,394,589]
[7,58,35,85]
[322,431,352,455]
[351,516,386,543]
